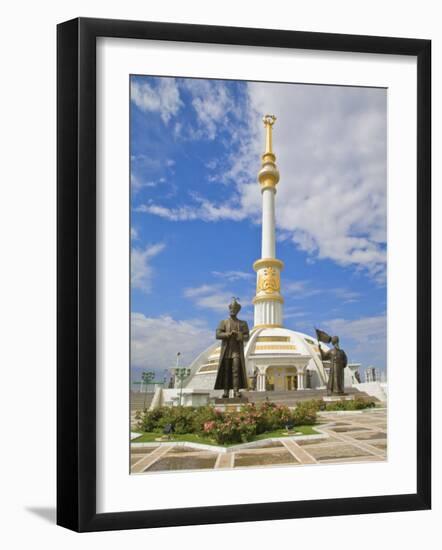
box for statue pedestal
[213,396,249,412]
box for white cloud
[184,284,233,313]
[325,315,386,344]
[183,80,238,140]
[131,313,213,372]
[242,83,387,281]
[136,196,247,222]
[131,78,182,123]
[322,314,386,368]
[131,173,162,191]
[184,283,252,313]
[134,80,387,282]
[212,270,254,282]
[206,159,218,170]
[184,284,221,299]
[131,243,165,293]
[331,287,361,303]
[284,305,307,320]
[285,280,361,305]
[285,279,323,298]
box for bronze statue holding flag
[315,328,348,395]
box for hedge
[136,397,376,445]
[137,401,316,444]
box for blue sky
[130,75,387,381]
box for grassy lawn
[253,425,318,439]
[132,424,319,446]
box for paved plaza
[130,408,387,474]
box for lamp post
[141,370,155,408]
[174,352,190,407]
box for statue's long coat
[322,347,348,394]
[214,318,249,390]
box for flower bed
[309,397,377,411]
[136,397,376,445]
[137,401,317,445]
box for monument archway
[265,366,298,391]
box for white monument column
[297,371,305,390]
[261,184,276,258]
[257,369,267,392]
[253,115,284,328]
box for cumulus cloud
[325,314,386,344]
[212,270,254,281]
[131,78,182,123]
[134,78,387,282]
[131,173,164,191]
[136,196,247,222]
[285,280,361,304]
[184,284,234,312]
[131,313,213,373]
[242,83,387,281]
[285,279,323,298]
[131,243,165,293]
[284,305,307,320]
[184,283,253,313]
[331,287,361,303]
[323,314,387,368]
[182,79,239,140]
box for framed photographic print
[57,17,431,532]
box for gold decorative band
[256,336,290,342]
[261,152,276,162]
[252,294,284,304]
[255,344,297,351]
[252,323,283,329]
[253,258,284,271]
[259,182,278,193]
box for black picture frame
[57,17,431,532]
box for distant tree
[141,370,155,385]
[140,370,155,394]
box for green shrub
[138,400,321,445]
[190,406,221,434]
[202,401,316,443]
[137,397,376,443]
[291,401,318,425]
[321,396,377,411]
[208,414,257,444]
[140,408,165,432]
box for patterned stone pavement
[130,409,387,474]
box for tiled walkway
[131,409,387,473]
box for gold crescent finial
[263,114,276,126]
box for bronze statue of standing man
[214,298,250,398]
[316,328,348,395]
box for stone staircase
[130,392,155,411]
[242,387,378,406]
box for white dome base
[184,326,339,392]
